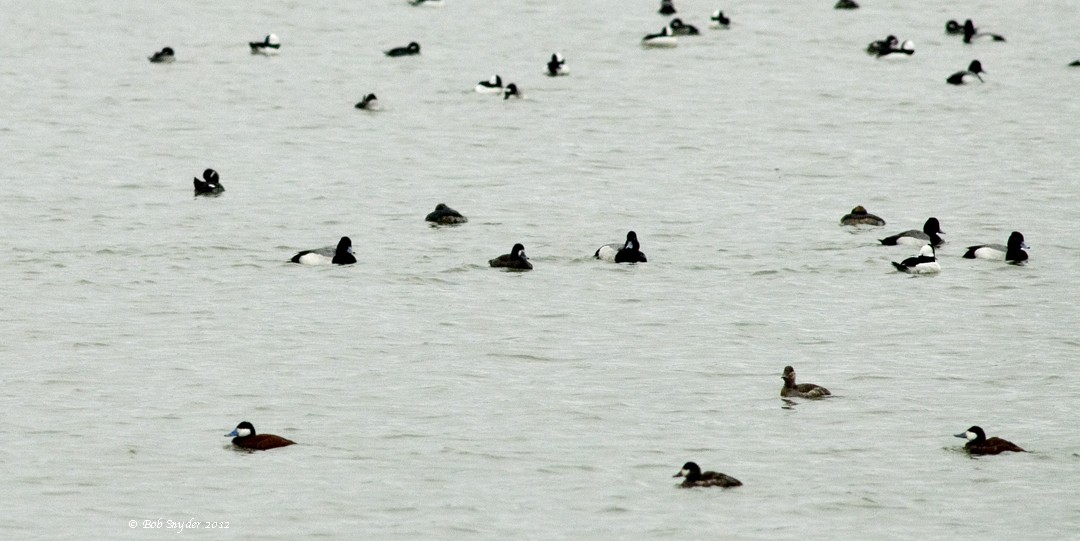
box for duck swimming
[780,366,830,399]
[955,426,1025,455]
[961,19,1005,43]
[658,0,676,15]
[489,243,532,270]
[193,168,224,195]
[947,60,985,85]
[503,83,521,100]
[546,53,568,76]
[963,231,1028,264]
[385,42,420,57]
[880,217,944,247]
[425,203,468,224]
[834,0,859,9]
[642,26,678,48]
[475,74,503,94]
[355,93,379,110]
[249,33,280,55]
[674,462,741,488]
[148,47,175,63]
[226,421,295,451]
[892,244,940,274]
[839,206,885,226]
[290,236,356,265]
[669,18,700,35]
[594,231,647,263]
[709,10,731,28]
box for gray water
[3,0,1080,538]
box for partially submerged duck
[385,42,420,57]
[193,168,224,195]
[546,53,568,76]
[355,93,379,110]
[425,203,468,224]
[148,47,175,63]
[249,33,280,55]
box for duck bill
[953,432,967,439]
[226,430,239,437]
[673,469,687,478]
[975,73,983,82]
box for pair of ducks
[475,75,522,99]
[489,231,649,271]
[149,34,281,63]
[945,19,1006,44]
[866,35,914,58]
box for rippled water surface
[3,0,1080,538]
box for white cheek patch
[679,468,689,476]
[965,431,976,441]
[236,428,252,437]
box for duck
[642,26,678,48]
[709,10,731,28]
[674,462,741,488]
[668,18,700,35]
[226,421,295,451]
[866,35,899,56]
[961,19,1005,43]
[947,60,985,85]
[595,231,647,263]
[249,33,281,55]
[834,0,859,9]
[879,217,944,247]
[892,244,940,274]
[475,74,503,94]
[1070,60,1080,67]
[840,206,885,226]
[780,366,830,399]
[193,168,224,195]
[290,236,356,265]
[355,93,379,110]
[385,42,420,57]
[955,426,1026,455]
[425,203,468,224]
[546,53,568,76]
[945,20,964,35]
[409,0,445,6]
[658,0,676,15]
[963,231,1028,264]
[489,243,532,270]
[869,38,914,58]
[503,83,521,100]
[148,47,175,63]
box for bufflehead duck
[709,10,731,28]
[869,38,914,58]
[475,74,503,94]
[290,236,356,265]
[503,83,521,100]
[963,231,1028,264]
[834,0,859,9]
[879,217,944,247]
[409,0,444,6]
[193,168,224,195]
[249,33,281,55]
[892,244,940,274]
[595,231,647,263]
[658,0,676,15]
[148,47,175,63]
[955,426,1026,455]
[385,42,420,57]
[355,93,379,110]
[780,366,830,399]
[489,243,532,270]
[961,19,1005,43]
[674,462,741,488]
[866,35,898,56]
[425,203,468,224]
[840,206,885,226]
[642,26,678,48]
[546,53,568,76]
[669,18,699,35]
[947,60,985,85]
[226,421,295,451]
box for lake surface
[2,0,1079,538]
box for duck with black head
[546,53,568,76]
[955,426,1025,456]
[780,366,830,399]
[290,236,356,265]
[658,0,676,15]
[963,231,1028,264]
[425,203,468,225]
[489,243,532,270]
[385,42,420,57]
[594,231,647,263]
[879,217,944,247]
[148,47,175,63]
[947,60,986,85]
[674,462,741,488]
[193,168,224,196]
[226,421,295,451]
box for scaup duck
[709,10,731,28]
[955,426,1026,455]
[892,244,940,274]
[409,0,444,6]
[546,53,568,76]
[674,462,741,488]
[489,243,532,270]
[840,206,885,226]
[594,231,647,263]
[503,83,521,100]
[425,203,468,224]
[961,19,1005,43]
[947,60,985,85]
[148,47,175,63]
[249,34,280,55]
[355,93,379,110]
[963,231,1028,263]
[879,217,944,247]
[642,26,678,48]
[780,366,830,399]
[227,421,295,451]
[658,0,676,15]
[669,18,700,35]
[475,74,503,93]
[834,0,859,9]
[385,42,420,57]
[290,236,356,265]
[193,168,224,195]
